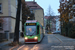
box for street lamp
[27,16,30,20]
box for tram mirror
[37,25,39,34]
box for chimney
[33,0,35,2]
[33,0,36,4]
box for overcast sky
[25,0,60,16]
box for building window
[30,10,33,13]
[0,23,2,29]
[0,3,2,13]
[0,19,3,29]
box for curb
[54,35,63,43]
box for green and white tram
[24,20,44,43]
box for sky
[25,0,60,16]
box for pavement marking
[31,45,37,50]
[64,39,75,40]
[17,45,25,50]
[48,36,52,43]
[54,35,63,43]
[9,45,18,50]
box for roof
[26,1,43,9]
[45,16,51,19]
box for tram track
[53,35,63,43]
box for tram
[24,20,44,43]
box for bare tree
[46,5,54,16]
[46,5,55,32]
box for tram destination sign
[26,23,36,26]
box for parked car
[46,30,49,33]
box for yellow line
[31,45,37,50]
[17,45,25,50]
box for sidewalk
[0,37,24,47]
[53,34,75,42]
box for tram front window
[26,26,36,36]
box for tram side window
[37,25,39,34]
[42,28,43,33]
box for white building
[55,16,61,32]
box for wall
[0,0,9,16]
[56,18,61,32]
[0,0,22,39]
[44,17,47,29]
[10,0,16,18]
[11,18,15,33]
[34,9,44,26]
[0,17,11,33]
[10,0,22,33]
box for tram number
[26,23,36,25]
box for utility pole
[13,0,21,43]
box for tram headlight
[34,36,38,40]
[25,37,28,40]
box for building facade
[44,16,56,32]
[0,0,22,40]
[55,16,61,32]
[26,1,44,26]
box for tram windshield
[26,26,36,35]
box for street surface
[1,34,75,50]
[13,34,75,50]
